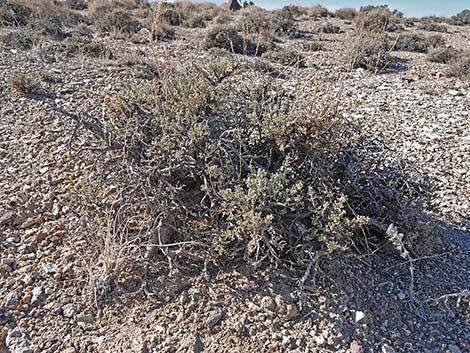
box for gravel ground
[1,14,469,353]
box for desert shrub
[318,23,340,33]
[428,47,463,64]
[350,34,393,71]
[355,7,391,32]
[393,33,444,53]
[308,4,330,18]
[66,0,87,10]
[447,54,470,80]
[278,5,307,18]
[237,7,272,34]
[419,22,448,32]
[0,28,40,49]
[151,23,175,41]
[271,7,298,36]
[215,12,234,24]
[31,15,68,40]
[450,10,470,25]
[0,0,63,27]
[183,14,206,28]
[335,8,357,20]
[67,57,430,281]
[302,41,323,52]
[38,35,113,62]
[94,9,142,34]
[160,8,181,26]
[8,71,41,94]
[262,48,306,67]
[203,24,268,56]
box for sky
[192,1,468,17]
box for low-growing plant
[64,57,432,282]
[151,23,175,41]
[302,41,323,52]
[9,71,41,94]
[262,48,306,67]
[355,7,391,33]
[447,54,470,80]
[0,29,40,49]
[203,24,269,56]
[451,9,470,26]
[419,22,448,32]
[428,47,463,64]
[393,33,444,53]
[350,34,393,71]
[183,14,206,28]
[308,4,330,18]
[94,9,142,34]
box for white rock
[382,344,396,353]
[353,310,366,323]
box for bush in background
[350,34,393,71]
[335,8,357,21]
[428,47,463,64]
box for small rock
[382,344,397,353]
[285,303,298,320]
[260,297,276,311]
[397,292,406,301]
[42,262,58,274]
[448,344,462,353]
[180,292,189,305]
[353,310,366,323]
[349,340,364,353]
[0,309,12,324]
[4,292,19,308]
[6,329,35,353]
[30,287,43,305]
[207,311,223,330]
[0,209,16,226]
[0,263,12,277]
[76,312,94,324]
[448,89,462,96]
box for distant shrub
[318,23,340,33]
[308,4,330,18]
[161,8,181,26]
[215,12,234,25]
[203,24,269,56]
[355,7,390,32]
[447,54,470,80]
[0,0,63,26]
[350,34,393,71]
[419,22,448,32]
[393,33,444,53]
[302,41,323,52]
[428,47,463,64]
[262,48,306,67]
[237,7,271,34]
[271,6,298,36]
[66,0,87,10]
[451,9,470,25]
[335,8,357,20]
[151,23,175,41]
[94,9,142,34]
[183,14,206,28]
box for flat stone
[448,344,462,353]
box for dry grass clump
[419,22,448,32]
[447,54,470,80]
[160,8,181,26]
[393,33,444,53]
[262,48,306,67]
[350,34,393,71]
[428,47,463,64]
[183,14,206,28]
[335,8,357,20]
[66,0,87,10]
[0,0,66,26]
[8,71,41,94]
[151,23,175,41]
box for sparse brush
[428,47,463,64]
[393,33,444,53]
[0,29,40,49]
[183,14,206,28]
[318,23,340,34]
[203,24,269,56]
[419,22,448,32]
[308,4,330,18]
[302,41,323,52]
[447,53,470,80]
[355,8,391,33]
[451,9,470,26]
[65,57,431,279]
[350,34,393,71]
[335,8,357,20]
[151,23,175,41]
[8,71,41,94]
[94,8,142,34]
[262,48,307,67]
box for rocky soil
[1,12,469,353]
